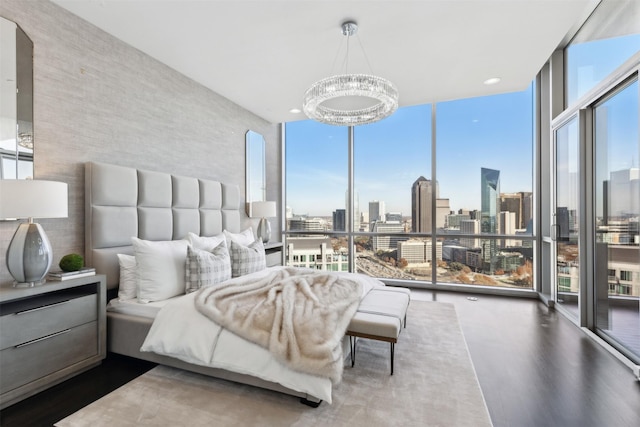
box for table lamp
[250,201,276,244]
[0,180,68,286]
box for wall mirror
[0,16,33,180]
[245,130,265,215]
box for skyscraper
[460,219,480,249]
[500,191,533,229]
[481,167,500,272]
[499,211,517,247]
[345,189,360,232]
[411,176,438,233]
[369,200,386,224]
[436,198,451,229]
[333,209,346,231]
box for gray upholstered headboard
[85,161,242,289]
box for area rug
[56,301,492,427]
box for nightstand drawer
[0,321,98,393]
[0,294,97,350]
[266,251,282,267]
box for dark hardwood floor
[0,354,155,427]
[1,292,639,427]
[412,291,640,427]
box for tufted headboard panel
[85,161,241,289]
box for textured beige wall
[0,0,281,285]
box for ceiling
[51,0,600,124]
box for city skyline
[285,84,534,217]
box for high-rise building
[522,192,533,231]
[500,192,533,229]
[398,239,443,263]
[436,198,451,230]
[288,216,327,235]
[460,219,480,249]
[285,237,348,272]
[386,212,403,223]
[369,200,386,225]
[333,209,345,231]
[360,211,369,226]
[481,167,500,273]
[499,211,517,247]
[412,176,438,233]
[412,176,450,233]
[345,189,360,232]
[608,168,639,218]
[371,222,406,251]
[447,213,471,229]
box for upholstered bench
[346,286,410,375]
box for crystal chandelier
[303,21,398,126]
[18,132,33,149]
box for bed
[84,161,374,405]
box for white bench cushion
[347,287,410,340]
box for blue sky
[286,87,534,217]
[285,34,640,218]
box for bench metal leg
[390,342,394,375]
[349,335,356,367]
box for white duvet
[140,267,383,404]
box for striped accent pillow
[230,239,266,277]
[185,242,231,293]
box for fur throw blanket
[194,267,363,384]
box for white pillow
[223,227,254,247]
[187,231,226,252]
[229,239,266,277]
[117,253,137,301]
[132,237,188,303]
[185,243,231,293]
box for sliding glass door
[554,116,580,319]
[593,79,640,361]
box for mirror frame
[245,130,266,216]
[0,16,34,180]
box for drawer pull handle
[15,300,70,315]
[15,329,72,348]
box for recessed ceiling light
[483,77,501,85]
[289,108,301,114]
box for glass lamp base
[6,222,53,285]
[257,217,271,244]
[13,280,46,288]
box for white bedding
[140,266,384,403]
[107,297,170,319]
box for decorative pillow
[229,238,266,277]
[224,227,254,247]
[187,231,226,252]
[185,243,231,293]
[131,237,188,303]
[117,253,137,301]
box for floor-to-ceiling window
[284,122,349,271]
[352,105,431,281]
[284,85,535,291]
[437,88,534,288]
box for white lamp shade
[251,201,276,218]
[0,180,68,219]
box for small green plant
[59,253,84,272]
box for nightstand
[264,242,283,267]
[0,274,106,409]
